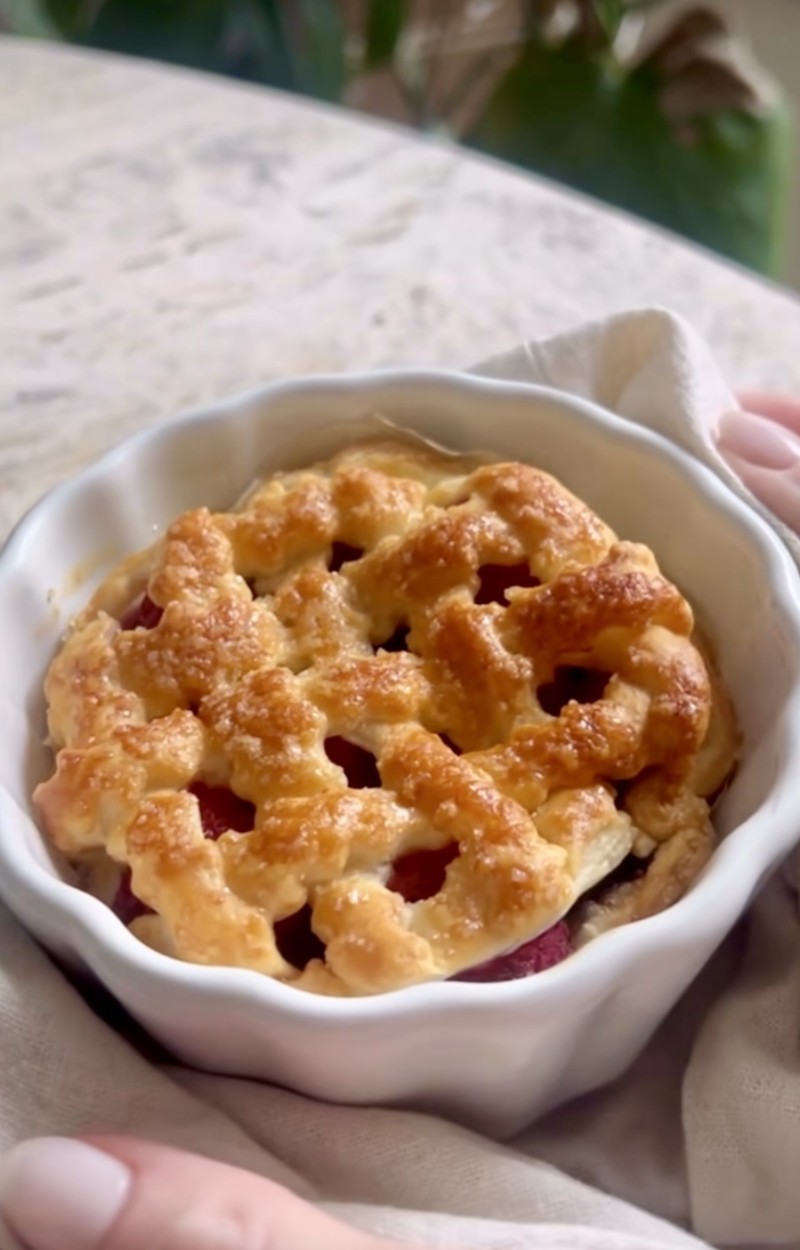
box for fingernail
[0,1139,130,1250]
[717,410,800,470]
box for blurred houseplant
[12,0,792,275]
[27,0,350,98]
[464,1,793,276]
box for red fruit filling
[475,562,540,606]
[328,542,364,572]
[387,843,459,903]
[324,737,381,789]
[189,782,256,840]
[375,623,410,653]
[111,868,153,926]
[438,733,462,755]
[451,921,572,982]
[580,851,649,909]
[119,593,163,631]
[538,666,611,716]
[274,904,326,969]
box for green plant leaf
[363,0,406,70]
[42,0,302,92]
[45,0,230,72]
[590,0,625,42]
[225,0,294,86]
[466,37,792,275]
[1,0,56,35]
[466,41,615,182]
[40,0,88,37]
[277,0,346,100]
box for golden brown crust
[34,439,737,995]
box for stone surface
[3,36,800,543]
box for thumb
[0,1136,412,1250]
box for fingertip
[717,410,800,470]
[717,447,800,534]
[0,1138,131,1250]
[735,392,800,435]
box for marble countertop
[3,35,800,544]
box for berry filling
[579,849,649,909]
[324,737,381,789]
[111,868,153,926]
[538,666,611,716]
[119,593,163,631]
[475,562,540,606]
[274,904,326,970]
[387,843,459,903]
[452,921,572,982]
[189,782,256,840]
[328,542,364,572]
[375,623,410,653]
[438,733,462,755]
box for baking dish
[1,370,799,1136]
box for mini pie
[34,438,737,996]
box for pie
[34,438,737,996]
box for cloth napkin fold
[2,307,798,1250]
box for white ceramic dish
[2,371,800,1137]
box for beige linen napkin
[1,307,797,1250]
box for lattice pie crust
[35,439,737,995]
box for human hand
[716,393,800,532]
[0,1136,432,1250]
